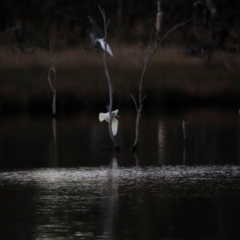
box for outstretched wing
[88,15,104,38]
[97,39,113,57]
[99,113,106,122]
[89,32,97,46]
[99,112,110,122]
[111,118,118,136]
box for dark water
[0,109,240,239]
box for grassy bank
[0,46,240,114]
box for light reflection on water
[1,165,239,194]
[1,165,239,195]
[0,165,240,239]
[1,109,240,239]
[0,108,240,168]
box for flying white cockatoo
[99,109,119,136]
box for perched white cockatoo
[96,38,113,56]
[90,33,113,57]
[99,109,119,136]
[88,15,113,57]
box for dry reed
[0,45,239,113]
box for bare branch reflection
[182,120,186,164]
[133,153,140,167]
[49,118,58,167]
[158,120,165,165]
[102,156,119,239]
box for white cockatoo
[88,15,113,57]
[90,32,113,57]
[96,38,113,56]
[99,109,119,136]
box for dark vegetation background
[0,0,240,114]
[0,0,239,49]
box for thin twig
[0,25,18,38]
[147,13,196,62]
[145,24,156,59]
[130,93,138,111]
[106,19,110,30]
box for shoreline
[0,47,239,114]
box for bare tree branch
[99,6,120,151]
[145,24,156,59]
[147,14,196,62]
[48,39,57,117]
[0,26,18,38]
[130,93,138,111]
[131,10,195,151]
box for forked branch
[131,14,194,151]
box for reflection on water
[102,157,119,239]
[182,120,187,165]
[0,109,240,168]
[0,166,239,239]
[1,109,240,239]
[158,120,165,165]
[49,118,57,167]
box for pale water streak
[1,109,240,239]
[1,109,240,167]
[1,165,239,193]
[0,165,240,239]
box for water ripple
[0,165,239,197]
